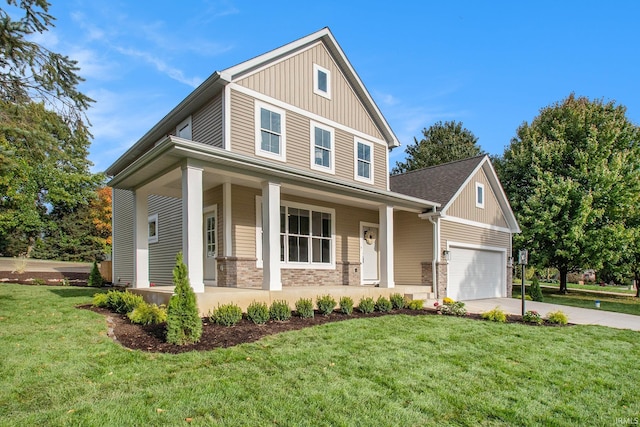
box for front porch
[130,284,435,316]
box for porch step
[404,291,434,301]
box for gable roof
[106,27,398,177]
[390,155,520,232]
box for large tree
[498,94,640,293]
[392,120,485,174]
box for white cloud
[114,46,203,88]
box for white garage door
[448,247,504,300]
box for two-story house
[106,28,519,304]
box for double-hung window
[310,121,334,173]
[255,101,286,161]
[354,139,374,183]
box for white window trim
[313,63,331,99]
[354,138,375,184]
[476,182,485,209]
[254,100,286,162]
[309,121,335,174]
[255,197,336,270]
[176,116,192,140]
[148,214,158,244]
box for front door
[361,223,379,284]
[203,208,217,283]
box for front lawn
[1,283,639,426]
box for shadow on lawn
[49,287,100,298]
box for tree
[498,94,640,293]
[392,120,485,174]
[90,187,112,255]
[87,261,103,287]
[166,252,202,345]
[0,0,92,129]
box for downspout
[426,206,439,300]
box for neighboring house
[390,156,520,300]
[106,27,519,301]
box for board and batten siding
[192,93,223,147]
[148,195,182,286]
[440,220,511,253]
[446,169,509,228]
[232,185,261,258]
[394,211,432,285]
[113,189,134,285]
[237,42,383,140]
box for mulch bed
[0,271,89,286]
[82,305,568,354]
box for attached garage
[447,246,505,301]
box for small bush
[375,296,392,313]
[128,302,167,325]
[523,310,543,325]
[88,261,104,287]
[316,295,337,316]
[358,297,375,314]
[210,303,243,326]
[481,307,507,323]
[529,277,544,302]
[407,299,423,310]
[269,300,292,321]
[438,299,467,316]
[166,252,203,345]
[389,293,406,310]
[546,310,568,325]
[339,296,353,315]
[92,292,109,308]
[295,298,314,318]
[442,297,454,305]
[103,290,144,314]
[247,301,269,324]
[32,278,45,286]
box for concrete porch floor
[130,285,435,316]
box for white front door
[361,223,379,284]
[203,208,217,283]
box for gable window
[476,182,485,209]
[255,101,286,161]
[313,64,331,99]
[148,214,158,243]
[176,117,192,140]
[354,139,374,183]
[310,121,335,173]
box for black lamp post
[518,249,528,316]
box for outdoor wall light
[442,250,451,261]
[508,256,514,267]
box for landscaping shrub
[339,296,354,315]
[407,299,423,310]
[481,307,507,323]
[103,290,144,314]
[529,276,544,302]
[546,310,568,325]
[32,278,45,286]
[247,301,269,324]
[358,297,375,314]
[295,298,314,318]
[210,303,243,326]
[316,294,337,316]
[92,292,109,308]
[128,302,167,325]
[438,298,467,316]
[166,252,203,345]
[88,261,104,287]
[389,293,406,310]
[375,296,392,313]
[523,310,543,325]
[269,300,292,321]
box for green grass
[513,286,640,316]
[517,279,636,294]
[2,283,640,426]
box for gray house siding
[112,189,134,286]
[148,195,183,286]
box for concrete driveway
[462,298,640,332]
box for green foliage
[339,296,354,315]
[481,307,507,323]
[127,302,167,325]
[31,278,45,286]
[392,120,485,174]
[389,293,406,310]
[269,300,292,321]
[166,252,202,345]
[375,296,393,313]
[294,298,314,318]
[546,310,569,325]
[529,277,544,302]
[210,303,242,327]
[87,261,104,287]
[358,297,375,314]
[407,299,424,310]
[247,301,269,325]
[316,294,336,316]
[523,310,543,325]
[92,292,109,308]
[438,299,467,316]
[100,290,144,314]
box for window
[476,182,485,208]
[255,102,286,161]
[354,139,374,183]
[176,117,192,140]
[310,121,334,173]
[148,214,158,243]
[313,64,331,99]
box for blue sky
[33,0,640,173]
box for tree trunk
[559,266,568,294]
[635,273,640,298]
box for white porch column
[133,190,150,288]
[182,162,204,293]
[379,204,395,288]
[262,181,281,290]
